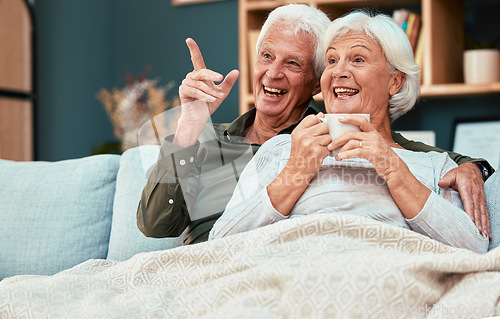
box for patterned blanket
[1,213,499,318]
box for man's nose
[266,61,285,79]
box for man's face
[253,24,319,118]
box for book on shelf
[392,9,410,32]
[392,9,422,54]
[406,13,421,53]
[393,9,424,83]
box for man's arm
[136,137,200,238]
[137,37,239,238]
[392,131,492,238]
[392,131,494,176]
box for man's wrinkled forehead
[259,25,315,62]
[263,22,315,44]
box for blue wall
[112,0,239,121]
[391,96,500,149]
[34,0,500,160]
[36,1,115,160]
[35,0,238,160]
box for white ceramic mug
[319,113,370,156]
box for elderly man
[137,4,493,245]
[137,4,330,244]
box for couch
[0,145,183,281]
[1,144,500,317]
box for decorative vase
[463,49,500,84]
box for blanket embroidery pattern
[1,214,499,318]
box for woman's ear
[389,71,406,96]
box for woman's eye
[263,53,271,59]
[354,57,364,63]
[328,58,337,64]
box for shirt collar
[224,99,323,142]
[225,108,256,139]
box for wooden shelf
[246,83,500,106]
[238,0,500,114]
[421,82,500,98]
[245,1,287,11]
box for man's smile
[263,85,288,97]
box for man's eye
[263,53,271,59]
[289,61,299,67]
[354,57,364,63]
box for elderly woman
[209,11,489,253]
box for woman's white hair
[322,10,420,122]
[256,4,331,80]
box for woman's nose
[331,60,350,78]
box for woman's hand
[267,114,331,216]
[329,115,403,182]
[287,113,332,180]
[329,114,430,219]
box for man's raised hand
[179,38,239,118]
[174,38,239,147]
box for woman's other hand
[266,113,331,216]
[288,113,332,179]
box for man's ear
[312,80,321,96]
[389,71,406,96]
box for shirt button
[179,159,186,166]
[168,199,174,204]
[189,157,194,163]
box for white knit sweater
[209,134,489,253]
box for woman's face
[320,32,405,118]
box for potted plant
[463,36,500,84]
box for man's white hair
[256,4,331,80]
[322,10,421,122]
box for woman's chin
[327,105,361,115]
[326,99,359,113]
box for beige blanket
[1,213,499,318]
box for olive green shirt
[137,100,493,245]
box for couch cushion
[0,154,120,280]
[106,145,183,261]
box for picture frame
[452,117,500,170]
